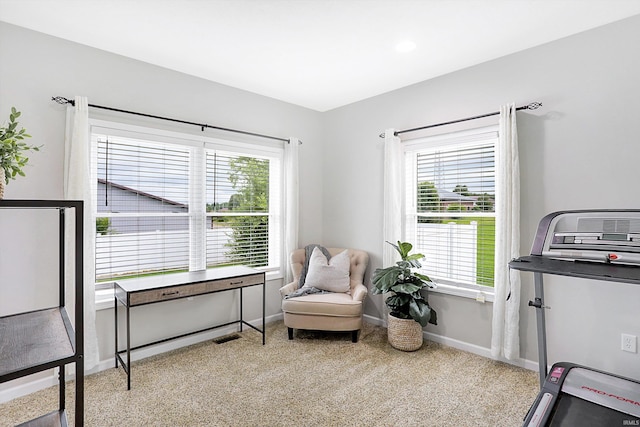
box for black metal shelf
[0,200,84,426]
[0,308,75,382]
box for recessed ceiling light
[395,40,417,53]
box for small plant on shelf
[0,107,39,193]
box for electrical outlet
[622,334,637,353]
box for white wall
[0,22,324,374]
[322,14,640,380]
[2,13,640,393]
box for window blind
[95,136,191,282]
[205,151,272,268]
[405,133,497,288]
[92,127,283,285]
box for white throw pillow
[303,247,351,293]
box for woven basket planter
[387,313,423,351]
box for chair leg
[352,330,358,343]
[288,327,294,340]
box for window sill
[429,283,495,303]
[94,270,284,311]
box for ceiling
[1,0,640,112]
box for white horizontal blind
[94,135,191,282]
[92,126,283,285]
[405,130,497,288]
[205,151,271,268]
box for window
[403,126,498,297]
[91,121,283,287]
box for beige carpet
[1,321,538,426]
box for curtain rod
[379,102,542,138]
[52,96,293,143]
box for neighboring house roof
[98,178,188,208]
[437,189,477,203]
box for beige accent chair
[279,248,369,342]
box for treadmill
[524,362,640,426]
[510,210,640,426]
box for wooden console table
[114,266,265,389]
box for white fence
[415,222,477,284]
[96,227,234,278]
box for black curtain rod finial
[52,96,74,106]
[525,102,542,110]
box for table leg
[114,285,118,369]
[126,304,131,390]
[239,287,244,332]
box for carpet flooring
[1,321,539,426]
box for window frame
[402,125,499,302]
[89,119,285,299]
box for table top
[115,266,263,293]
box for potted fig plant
[0,107,38,198]
[372,241,437,351]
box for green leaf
[397,241,412,259]
[371,266,404,293]
[413,274,435,290]
[405,253,424,261]
[389,281,422,294]
[386,293,411,310]
[409,299,433,327]
[428,309,438,325]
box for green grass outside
[96,262,238,283]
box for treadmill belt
[548,393,638,426]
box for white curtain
[284,137,300,283]
[491,103,521,361]
[64,96,99,370]
[383,129,402,267]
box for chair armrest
[351,283,368,302]
[279,281,298,298]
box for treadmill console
[531,210,640,265]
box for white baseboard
[363,314,539,372]
[363,314,385,327]
[0,375,59,404]
[1,313,284,403]
[91,312,284,373]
